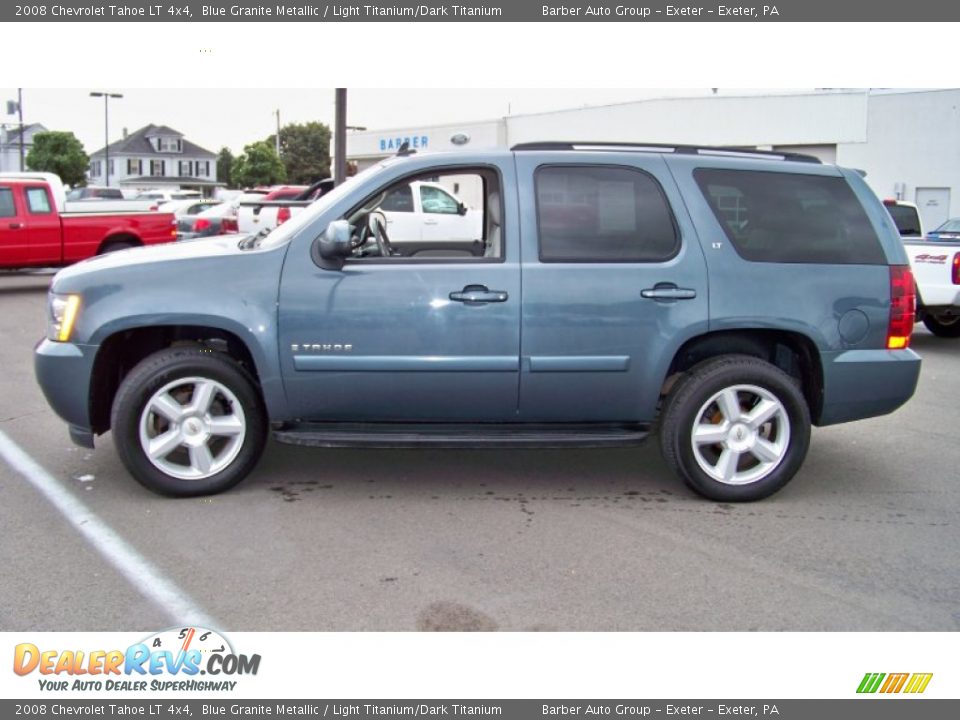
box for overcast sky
[0,88,732,155]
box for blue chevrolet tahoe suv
[34,143,921,501]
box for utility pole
[334,88,347,186]
[17,88,24,171]
[90,91,123,186]
[274,108,281,157]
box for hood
[53,235,254,285]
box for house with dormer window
[87,124,220,196]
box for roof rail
[510,141,822,164]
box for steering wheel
[369,211,393,257]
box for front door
[279,162,521,422]
[514,152,709,423]
[0,185,31,266]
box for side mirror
[457,202,467,216]
[313,219,352,270]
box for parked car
[34,142,920,501]
[66,186,125,201]
[177,201,239,240]
[0,174,177,270]
[158,198,221,219]
[135,189,202,202]
[261,185,309,201]
[236,179,336,234]
[903,238,960,336]
[926,218,960,242]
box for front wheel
[659,355,811,502]
[922,313,960,338]
[111,347,267,496]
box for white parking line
[0,428,218,629]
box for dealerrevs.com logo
[857,673,933,694]
[13,627,260,692]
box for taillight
[195,218,212,232]
[221,217,238,233]
[170,219,177,238]
[953,253,960,285]
[277,206,291,225]
[887,265,916,350]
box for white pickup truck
[238,179,482,245]
[883,199,960,336]
[904,240,960,336]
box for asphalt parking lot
[1,270,958,632]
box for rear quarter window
[0,188,15,217]
[694,168,886,265]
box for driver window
[345,168,503,262]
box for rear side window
[885,203,922,237]
[380,184,413,213]
[0,188,15,217]
[26,187,52,214]
[695,168,885,264]
[535,165,678,262]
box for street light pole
[17,88,24,171]
[90,91,123,187]
[274,108,281,157]
[334,88,347,186]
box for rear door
[515,152,709,422]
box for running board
[272,422,650,449]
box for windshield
[933,219,960,233]
[258,160,397,249]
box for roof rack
[510,142,822,164]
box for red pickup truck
[0,175,177,270]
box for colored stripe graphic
[857,673,885,693]
[857,673,884,693]
[857,672,933,694]
[880,673,909,693]
[904,673,934,694]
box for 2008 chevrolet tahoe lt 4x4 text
[34,143,921,501]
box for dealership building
[346,88,960,232]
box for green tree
[216,146,235,188]
[26,131,89,187]
[266,121,331,184]
[231,141,286,188]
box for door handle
[449,284,509,305]
[424,219,439,225]
[641,283,697,301]
[8,222,22,230]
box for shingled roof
[90,124,216,159]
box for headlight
[48,293,81,342]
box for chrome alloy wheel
[138,376,246,481]
[690,384,791,486]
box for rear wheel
[98,240,136,254]
[659,355,811,502]
[111,347,267,496]
[922,313,960,338]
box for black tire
[98,240,136,254]
[111,347,267,497]
[659,355,811,502]
[922,313,960,338]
